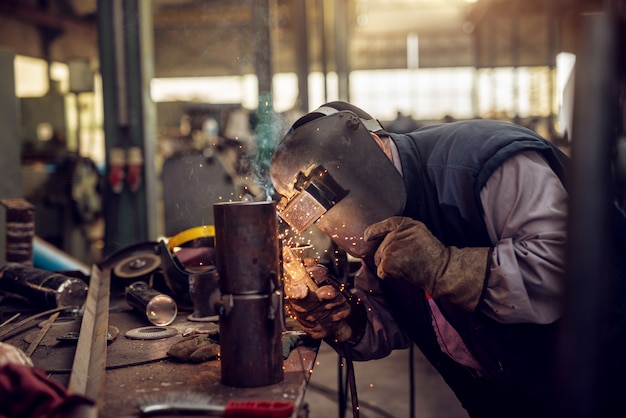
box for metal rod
[0,306,69,341]
[0,313,20,329]
[68,265,110,415]
[25,311,59,357]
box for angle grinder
[99,227,218,310]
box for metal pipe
[214,201,280,295]
[214,201,283,387]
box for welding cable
[338,354,348,418]
[335,354,350,417]
[345,351,360,418]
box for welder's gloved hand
[303,259,334,286]
[364,216,490,311]
[167,335,220,363]
[288,285,351,340]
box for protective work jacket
[381,120,626,418]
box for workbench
[0,276,319,418]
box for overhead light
[357,14,369,26]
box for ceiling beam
[0,1,96,37]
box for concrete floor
[302,342,469,418]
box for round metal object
[124,326,179,340]
[113,253,161,279]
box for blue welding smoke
[252,92,283,201]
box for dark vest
[383,120,572,417]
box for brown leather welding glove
[287,285,351,340]
[167,335,219,363]
[364,216,490,311]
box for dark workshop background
[0,1,623,417]
[0,0,605,267]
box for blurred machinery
[20,82,103,265]
[158,102,263,237]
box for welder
[269,101,626,418]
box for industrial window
[348,66,554,123]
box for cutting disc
[113,253,162,279]
[125,326,179,340]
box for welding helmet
[269,102,407,258]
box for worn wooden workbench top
[2,297,319,418]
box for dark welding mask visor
[270,109,406,257]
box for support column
[558,11,620,418]
[334,0,350,102]
[97,0,158,256]
[252,0,276,190]
[294,0,309,112]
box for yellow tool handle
[167,225,215,251]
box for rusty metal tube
[213,201,283,387]
[214,201,280,295]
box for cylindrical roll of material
[0,264,88,309]
[219,292,284,387]
[1,199,35,265]
[214,201,283,387]
[213,201,280,294]
[125,281,178,326]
